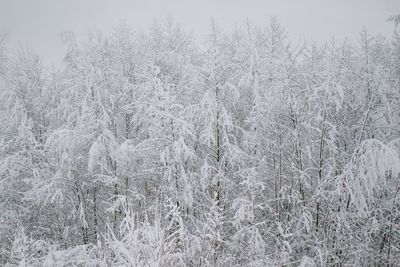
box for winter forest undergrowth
[1,17,400,266]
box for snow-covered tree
[1,17,400,267]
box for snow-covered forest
[1,17,400,266]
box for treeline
[1,18,400,266]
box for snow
[1,16,400,266]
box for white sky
[1,0,399,66]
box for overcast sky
[1,0,399,66]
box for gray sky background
[1,0,399,67]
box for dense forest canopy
[1,17,400,266]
